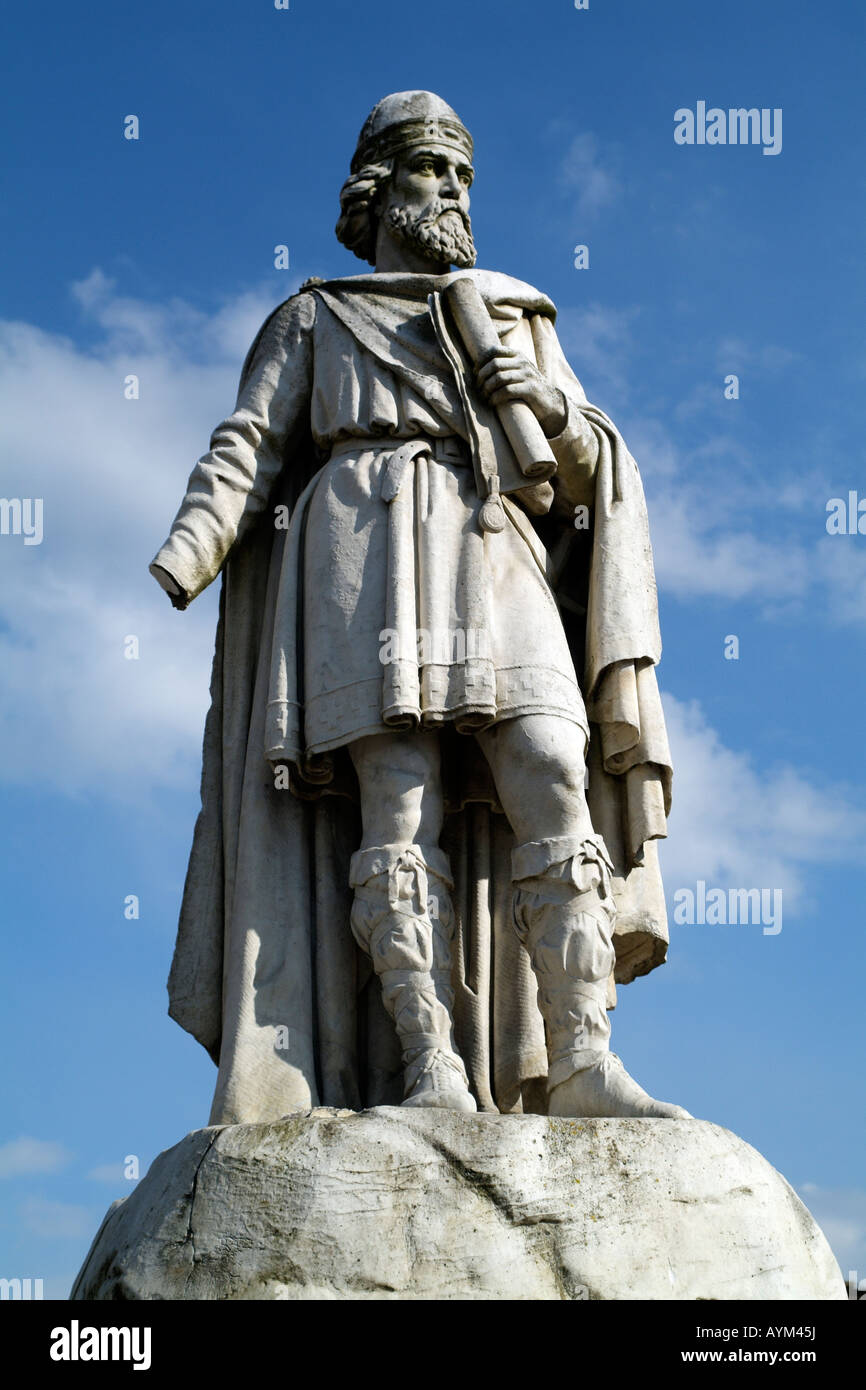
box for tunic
[154,271,600,771]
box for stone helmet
[350,91,473,174]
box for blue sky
[1,0,864,1298]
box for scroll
[443,277,557,482]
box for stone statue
[150,91,689,1124]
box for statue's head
[336,91,476,270]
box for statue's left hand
[475,346,567,438]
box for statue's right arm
[149,292,316,608]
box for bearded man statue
[150,91,689,1124]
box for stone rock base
[71,1108,845,1300]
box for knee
[352,733,438,794]
[351,733,444,844]
[506,742,590,842]
[521,742,587,820]
[541,748,586,804]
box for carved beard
[384,197,477,269]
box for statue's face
[393,143,474,213]
[378,142,477,269]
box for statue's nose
[439,167,463,199]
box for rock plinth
[71,1109,845,1301]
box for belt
[325,433,504,530]
[328,434,470,467]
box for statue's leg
[347,731,476,1112]
[476,714,690,1119]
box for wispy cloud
[556,308,866,621]
[86,1162,136,1184]
[70,268,277,365]
[644,446,866,619]
[0,275,286,800]
[659,693,865,906]
[714,336,801,375]
[558,132,622,221]
[0,1137,71,1178]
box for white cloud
[86,1163,134,1184]
[0,275,287,800]
[558,132,622,221]
[714,336,801,374]
[556,304,866,619]
[813,537,866,624]
[621,412,866,619]
[20,1197,94,1240]
[70,268,276,365]
[659,693,864,908]
[647,483,811,603]
[0,1137,71,1178]
[648,475,866,619]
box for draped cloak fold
[152,269,672,1125]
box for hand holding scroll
[475,345,568,439]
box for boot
[512,833,690,1119]
[349,842,477,1112]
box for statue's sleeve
[149,292,316,604]
[529,313,600,515]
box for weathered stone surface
[71,1109,845,1301]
